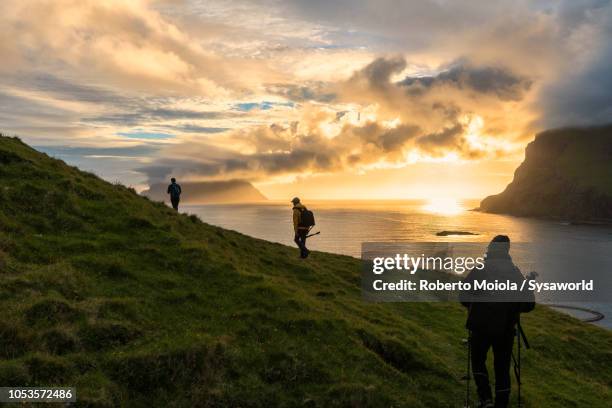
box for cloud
[37,144,158,158]
[339,57,536,140]
[167,124,229,134]
[233,101,295,112]
[136,55,539,182]
[400,65,532,101]
[419,125,465,152]
[117,131,175,140]
[355,56,407,90]
[5,74,128,105]
[2,0,612,190]
[266,0,612,125]
[265,82,336,103]
[0,0,279,95]
[82,108,236,127]
[539,1,612,126]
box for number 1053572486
[0,387,76,402]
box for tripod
[463,304,473,407]
[512,318,530,408]
[464,331,472,408]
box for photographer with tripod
[460,235,535,408]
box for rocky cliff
[480,124,612,222]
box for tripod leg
[466,331,471,408]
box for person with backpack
[167,177,182,211]
[459,235,535,408]
[291,197,314,259]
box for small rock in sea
[436,230,478,236]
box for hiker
[167,177,182,211]
[292,197,310,258]
[460,235,535,408]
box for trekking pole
[518,319,531,408]
[518,322,530,349]
[465,330,471,408]
[517,321,521,408]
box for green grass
[0,135,611,407]
[535,125,612,196]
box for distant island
[142,179,267,204]
[480,124,612,223]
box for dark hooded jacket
[167,182,182,200]
[460,248,535,336]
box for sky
[1,0,611,200]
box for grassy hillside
[0,135,610,407]
[481,124,612,221]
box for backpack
[299,208,315,228]
[169,184,181,199]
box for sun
[422,198,464,215]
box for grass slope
[0,135,611,407]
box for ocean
[183,200,612,329]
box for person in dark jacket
[460,235,535,408]
[167,178,182,211]
[291,197,310,258]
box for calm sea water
[183,200,612,329]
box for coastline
[472,207,612,227]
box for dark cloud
[1,73,237,135]
[356,56,406,89]
[341,57,407,100]
[36,144,159,158]
[540,4,612,127]
[400,65,532,101]
[5,73,128,105]
[353,123,420,152]
[542,62,612,126]
[418,124,465,151]
[147,108,230,120]
[136,119,471,183]
[0,91,74,121]
[137,157,224,182]
[81,113,143,126]
[82,108,236,126]
[276,0,493,51]
[138,148,337,182]
[265,82,336,102]
[166,124,229,134]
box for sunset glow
[1,1,610,199]
[422,198,464,216]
